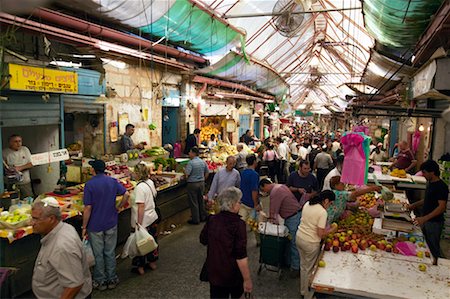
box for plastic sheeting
[196,51,289,97]
[90,0,243,55]
[363,0,444,48]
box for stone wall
[103,62,182,153]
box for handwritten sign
[31,149,70,166]
[9,64,78,94]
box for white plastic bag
[121,232,138,259]
[135,224,158,256]
[258,221,289,237]
[82,239,96,267]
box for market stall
[311,191,450,299]
[0,152,188,297]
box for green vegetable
[149,123,157,130]
[153,157,167,168]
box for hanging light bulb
[419,124,424,131]
[164,114,169,121]
[226,114,230,120]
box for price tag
[31,153,49,166]
[49,149,69,163]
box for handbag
[199,260,208,282]
[135,223,158,256]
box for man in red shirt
[260,179,301,277]
[391,141,417,173]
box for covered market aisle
[1,0,450,298]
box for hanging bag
[135,223,158,256]
[82,238,96,267]
[121,232,138,258]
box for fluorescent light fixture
[49,61,81,68]
[297,104,306,110]
[215,94,224,98]
[101,58,127,69]
[72,54,96,59]
[264,99,274,103]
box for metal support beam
[224,7,362,18]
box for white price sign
[31,149,70,166]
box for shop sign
[31,149,70,166]
[8,64,78,94]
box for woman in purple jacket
[200,187,253,298]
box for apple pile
[106,164,130,177]
[323,229,399,254]
[337,210,374,234]
[119,178,133,189]
[206,160,222,171]
[0,210,31,227]
[357,192,378,209]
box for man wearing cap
[82,160,130,291]
[32,198,92,299]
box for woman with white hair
[200,187,253,298]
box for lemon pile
[390,168,407,178]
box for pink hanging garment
[412,130,421,153]
[341,133,366,185]
[174,142,182,158]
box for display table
[312,251,450,299]
[311,190,450,298]
[0,180,188,297]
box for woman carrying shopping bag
[131,163,159,275]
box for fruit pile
[324,229,391,254]
[149,175,168,189]
[206,160,222,171]
[390,168,407,178]
[357,192,378,209]
[337,210,374,234]
[381,166,390,174]
[246,218,259,232]
[118,178,134,189]
[200,125,220,142]
[0,209,31,228]
[105,164,130,177]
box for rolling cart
[257,222,289,279]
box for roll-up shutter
[0,93,60,127]
[63,95,105,114]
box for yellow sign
[8,63,78,94]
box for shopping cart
[257,221,289,280]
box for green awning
[140,0,243,55]
[363,0,444,48]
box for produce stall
[311,191,450,298]
[0,155,187,297]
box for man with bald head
[31,198,92,299]
[206,155,241,202]
[391,141,417,173]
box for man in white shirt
[331,138,341,153]
[276,137,290,183]
[3,134,34,198]
[322,155,344,191]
